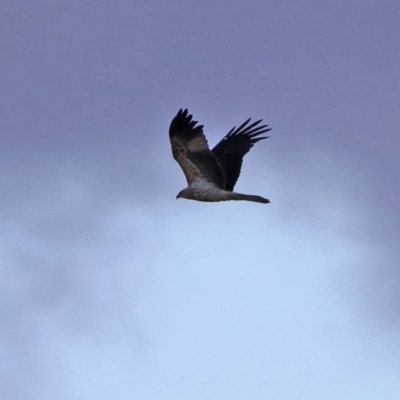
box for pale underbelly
[190,179,230,202]
[191,188,230,202]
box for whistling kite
[169,109,271,204]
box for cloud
[0,132,166,396]
[2,1,400,398]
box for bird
[169,108,271,204]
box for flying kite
[169,109,271,204]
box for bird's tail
[230,192,270,204]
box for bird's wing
[211,118,270,191]
[169,109,225,188]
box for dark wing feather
[169,109,225,188]
[211,118,270,191]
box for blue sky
[1,1,400,399]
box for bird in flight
[169,109,271,204]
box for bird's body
[177,178,231,202]
[169,109,271,204]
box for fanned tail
[230,192,270,204]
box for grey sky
[1,1,400,399]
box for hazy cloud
[1,0,400,398]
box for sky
[1,0,400,399]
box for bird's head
[176,188,190,200]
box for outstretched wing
[169,109,225,188]
[212,118,270,191]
